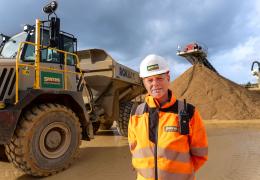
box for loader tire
[5,103,81,177]
[117,102,134,137]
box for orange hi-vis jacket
[128,91,208,180]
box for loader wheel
[117,102,134,137]
[5,103,81,177]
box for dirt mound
[170,64,260,120]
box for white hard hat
[139,54,170,78]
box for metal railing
[15,41,83,104]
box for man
[128,54,208,180]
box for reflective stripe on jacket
[128,91,208,180]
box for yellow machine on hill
[250,61,260,90]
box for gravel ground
[1,120,260,180]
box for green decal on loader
[41,71,64,89]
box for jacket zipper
[155,116,158,180]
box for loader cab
[8,27,80,92]
[0,29,76,64]
[21,28,77,65]
[0,0,80,95]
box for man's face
[143,73,170,101]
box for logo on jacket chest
[164,126,178,132]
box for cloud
[212,36,260,84]
[0,0,259,84]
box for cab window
[63,36,75,66]
[1,32,27,58]
[22,31,75,66]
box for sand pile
[170,64,260,120]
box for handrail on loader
[15,41,83,104]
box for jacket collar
[145,90,177,109]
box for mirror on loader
[43,1,60,48]
[48,17,60,48]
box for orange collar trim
[145,90,177,109]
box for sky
[0,0,260,84]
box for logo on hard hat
[147,64,159,71]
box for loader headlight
[0,33,10,43]
[23,24,34,32]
